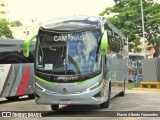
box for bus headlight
[35,83,45,91]
[35,83,58,94]
[87,81,102,91]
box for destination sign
[53,34,84,41]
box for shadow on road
[42,105,108,117]
[42,105,116,117]
[0,96,34,104]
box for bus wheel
[119,90,125,96]
[119,81,125,96]
[100,85,111,108]
[28,94,35,99]
[5,96,19,101]
[100,98,110,108]
[51,105,59,111]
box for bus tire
[100,98,110,108]
[0,54,29,64]
[119,90,125,96]
[119,80,125,96]
[28,94,35,99]
[100,82,111,108]
[5,96,19,101]
[51,105,59,111]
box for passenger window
[107,29,122,53]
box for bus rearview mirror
[23,35,37,57]
[100,32,108,56]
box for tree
[0,19,13,39]
[100,0,160,57]
[10,20,23,27]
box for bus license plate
[59,99,71,105]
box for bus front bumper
[35,85,108,105]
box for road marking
[132,88,160,92]
[136,103,160,107]
[124,105,154,111]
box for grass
[127,82,140,90]
[128,83,134,90]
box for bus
[23,16,128,110]
[0,39,35,100]
[128,53,144,82]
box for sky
[6,0,160,25]
[7,0,115,24]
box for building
[137,41,155,58]
[0,0,8,20]
[10,26,39,40]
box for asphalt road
[0,90,160,120]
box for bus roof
[0,39,35,45]
[40,16,126,40]
[0,39,35,52]
[0,39,25,45]
[40,16,102,32]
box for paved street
[0,90,160,119]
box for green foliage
[10,20,23,27]
[100,0,160,57]
[0,19,13,39]
[128,83,134,90]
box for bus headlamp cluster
[35,83,44,91]
[35,81,103,94]
[35,83,57,94]
[86,81,102,91]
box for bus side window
[107,30,122,53]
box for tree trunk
[153,43,160,57]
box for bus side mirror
[23,35,37,57]
[100,31,108,56]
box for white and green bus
[23,16,128,111]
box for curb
[132,88,160,92]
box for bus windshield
[35,29,101,75]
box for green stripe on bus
[35,73,102,86]
[34,75,55,85]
